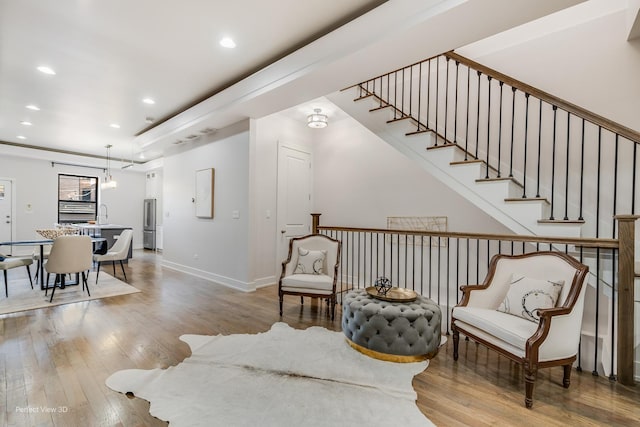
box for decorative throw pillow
[497,275,564,322]
[294,247,326,275]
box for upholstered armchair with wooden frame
[451,251,589,408]
[279,234,341,320]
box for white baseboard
[254,276,276,289]
[162,260,254,292]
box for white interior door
[0,179,13,243]
[277,144,312,265]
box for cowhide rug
[106,322,434,426]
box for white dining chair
[0,254,33,297]
[94,229,133,283]
[44,235,93,302]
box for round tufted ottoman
[342,289,442,362]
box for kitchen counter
[74,224,133,260]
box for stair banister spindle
[394,71,398,120]
[386,74,390,107]
[564,113,571,220]
[485,76,492,179]
[509,87,516,177]
[536,100,543,198]
[409,66,413,118]
[427,59,432,133]
[579,119,585,220]
[497,81,504,177]
[633,141,637,214]
[402,68,406,118]
[454,61,459,144]
[417,62,423,132]
[522,93,530,197]
[612,134,619,238]
[435,58,440,144]
[464,66,471,160]
[610,250,616,381]
[444,57,450,142]
[475,70,481,158]
[549,105,558,220]
[596,127,602,237]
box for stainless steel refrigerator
[143,198,157,250]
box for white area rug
[106,322,434,427]
[0,273,140,315]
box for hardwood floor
[1,250,638,426]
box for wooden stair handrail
[445,51,640,144]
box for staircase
[326,51,640,380]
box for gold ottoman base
[346,338,438,363]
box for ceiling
[0,0,585,166]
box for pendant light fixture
[307,108,328,129]
[101,144,118,189]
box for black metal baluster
[409,65,413,118]
[485,76,492,179]
[417,62,423,131]
[412,233,416,290]
[612,135,619,238]
[435,57,440,142]
[465,66,470,159]
[497,82,504,177]
[633,139,637,214]
[358,231,361,287]
[593,247,600,376]
[446,237,450,333]
[454,61,460,144]
[394,71,398,120]
[437,237,441,305]
[466,238,469,283]
[382,231,386,278]
[596,127,602,238]
[579,119,585,220]
[475,239,480,283]
[564,113,571,220]
[397,233,401,287]
[475,71,481,158]
[428,236,433,298]
[404,233,408,288]
[610,249,616,381]
[536,100,543,198]
[509,87,516,177]
[549,106,558,220]
[522,93,530,197]
[455,238,460,304]
[420,235,424,295]
[427,59,431,132]
[444,57,450,142]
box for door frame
[0,177,17,246]
[275,141,313,276]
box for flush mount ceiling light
[26,105,40,111]
[219,37,236,48]
[307,108,328,129]
[20,120,33,126]
[16,135,26,140]
[101,144,118,190]
[110,123,121,129]
[142,97,155,105]
[37,66,56,75]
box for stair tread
[505,197,550,204]
[426,143,458,151]
[450,159,483,165]
[406,129,431,136]
[353,94,374,102]
[537,219,586,224]
[386,116,412,123]
[369,105,391,112]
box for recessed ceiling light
[37,66,56,75]
[16,135,26,140]
[219,37,236,49]
[142,98,155,105]
[20,121,33,126]
[26,105,40,111]
[110,123,121,129]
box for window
[57,174,98,224]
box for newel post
[615,214,638,385]
[311,213,321,234]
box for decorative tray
[365,286,418,302]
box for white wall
[161,121,252,291]
[458,2,640,133]
[0,153,145,254]
[313,114,512,234]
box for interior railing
[310,213,637,385]
[351,52,640,239]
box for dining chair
[0,254,33,297]
[94,229,133,283]
[44,235,93,303]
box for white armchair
[278,234,341,320]
[452,251,589,408]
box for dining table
[0,237,106,290]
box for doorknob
[281,230,286,234]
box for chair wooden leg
[112,261,116,276]
[3,270,7,297]
[119,260,127,281]
[26,265,33,289]
[45,273,50,296]
[563,364,572,388]
[49,275,59,303]
[453,330,460,361]
[95,262,101,284]
[279,294,284,316]
[524,363,538,409]
[300,296,303,305]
